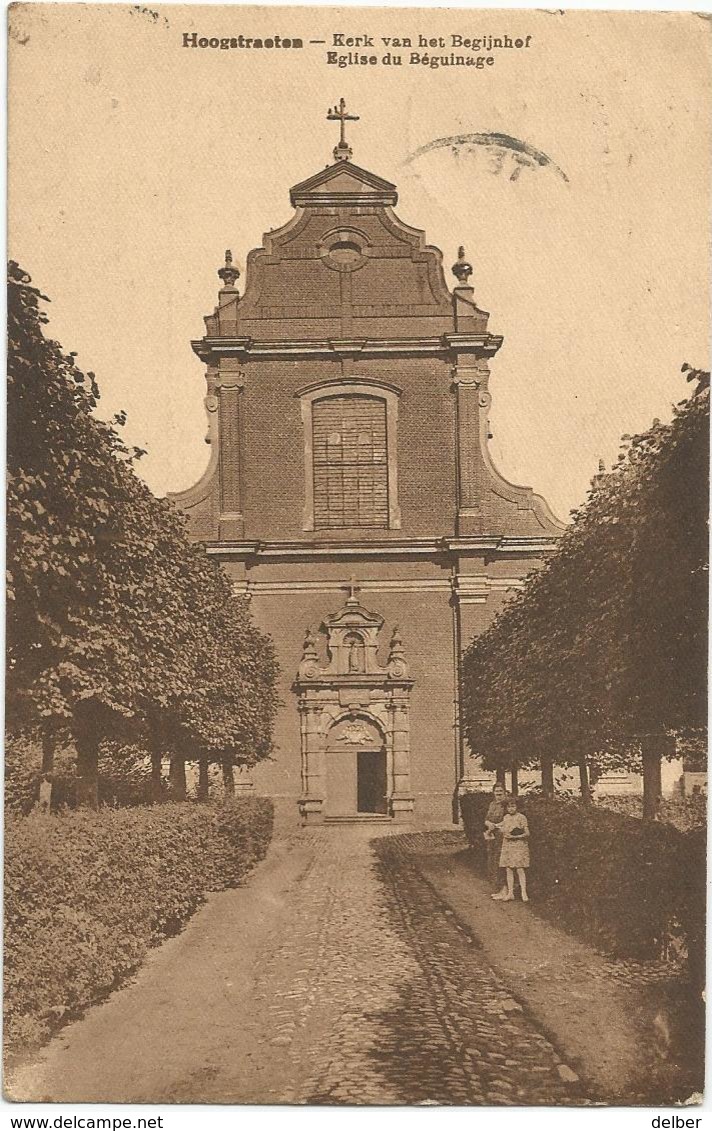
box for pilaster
[388,693,415,821]
[298,702,325,824]
[218,367,245,541]
[453,359,491,536]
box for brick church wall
[239,356,457,542]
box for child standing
[492,796,530,903]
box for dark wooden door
[357,749,387,814]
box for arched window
[298,380,401,531]
[312,395,387,528]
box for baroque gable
[201,156,476,343]
[170,104,564,547]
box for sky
[8,4,710,522]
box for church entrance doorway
[295,591,415,824]
[323,741,387,817]
[323,717,387,818]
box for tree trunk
[641,736,663,821]
[169,753,187,801]
[74,713,100,810]
[150,749,164,802]
[38,730,56,813]
[148,719,164,803]
[579,756,592,805]
[41,730,55,776]
[541,755,555,798]
[222,757,235,797]
[197,757,210,802]
[495,766,507,787]
[510,763,519,796]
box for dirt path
[9,827,677,1106]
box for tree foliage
[7,262,279,796]
[461,375,709,784]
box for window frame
[298,379,402,532]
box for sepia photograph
[5,2,710,1111]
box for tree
[8,262,144,796]
[462,372,709,817]
[7,262,279,806]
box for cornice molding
[232,576,529,598]
[191,333,503,365]
[233,578,453,595]
[294,675,414,691]
[205,535,560,561]
[444,333,502,357]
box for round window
[320,231,369,272]
[329,240,362,265]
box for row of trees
[7,262,280,807]
[462,368,709,818]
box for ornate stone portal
[295,588,414,823]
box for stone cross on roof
[327,98,359,163]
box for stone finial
[301,627,318,662]
[217,249,240,290]
[452,246,473,286]
[297,626,320,681]
[389,625,404,656]
[387,625,409,679]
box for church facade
[171,104,564,827]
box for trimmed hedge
[4,797,273,1049]
[460,793,705,974]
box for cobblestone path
[12,826,589,1105]
[252,828,584,1105]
